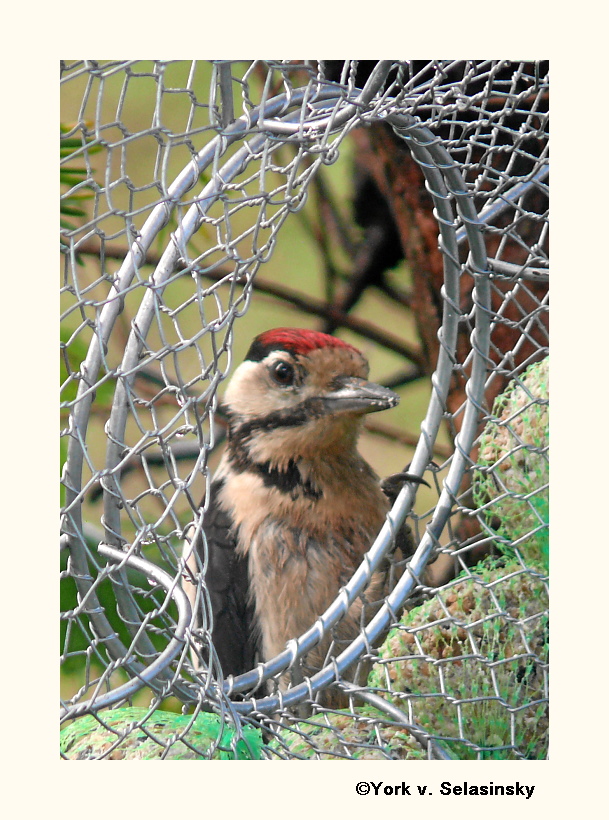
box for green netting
[368,557,548,759]
[474,357,549,568]
[60,708,263,760]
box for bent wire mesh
[60,60,549,760]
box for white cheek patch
[224,357,306,418]
[223,361,278,417]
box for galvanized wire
[61,60,549,760]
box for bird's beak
[322,377,400,415]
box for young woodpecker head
[222,328,399,468]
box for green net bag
[473,357,549,568]
[60,707,263,760]
[367,558,548,759]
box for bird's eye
[270,360,295,386]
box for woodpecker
[183,328,417,697]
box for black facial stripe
[227,442,322,501]
[227,397,326,442]
[256,460,322,500]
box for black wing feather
[198,479,258,677]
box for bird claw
[381,471,430,500]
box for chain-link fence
[60,60,548,760]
